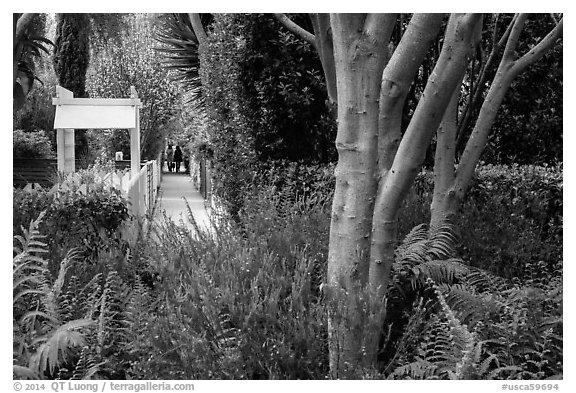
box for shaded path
[154,171,210,230]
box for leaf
[29,319,96,376]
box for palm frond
[155,13,204,110]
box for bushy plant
[400,164,563,281]
[13,129,54,159]
[125,193,331,379]
[13,164,130,277]
[200,14,336,217]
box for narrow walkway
[155,171,211,231]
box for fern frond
[44,249,79,321]
[29,319,95,376]
[71,346,104,380]
[390,358,438,380]
[13,365,41,380]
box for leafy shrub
[200,13,336,217]
[13,164,130,277]
[250,162,562,283]
[125,194,330,379]
[402,164,563,281]
[13,129,54,158]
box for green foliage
[13,164,130,277]
[14,14,54,111]
[155,13,203,110]
[13,210,159,380]
[86,14,182,160]
[13,213,96,379]
[13,130,54,158]
[404,164,562,280]
[125,194,330,379]
[13,73,57,133]
[382,224,562,380]
[200,13,336,217]
[53,13,91,98]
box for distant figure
[174,146,183,173]
[166,145,174,172]
[115,151,124,161]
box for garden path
[154,168,211,231]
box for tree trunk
[367,14,481,363]
[327,13,395,378]
[433,15,562,226]
[430,88,460,227]
[366,13,445,363]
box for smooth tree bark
[430,14,563,226]
[365,13,446,360]
[326,14,397,376]
[274,12,484,377]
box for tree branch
[382,13,481,214]
[502,13,527,62]
[274,13,316,47]
[310,13,337,112]
[456,14,516,153]
[188,13,208,46]
[455,17,562,199]
[377,13,445,174]
[364,13,397,45]
[512,17,563,75]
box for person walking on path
[174,146,183,173]
[166,145,174,172]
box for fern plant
[13,213,97,380]
[384,222,562,380]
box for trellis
[52,85,154,216]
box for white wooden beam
[54,105,139,129]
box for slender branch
[456,14,516,152]
[512,17,563,74]
[502,14,527,62]
[550,13,559,25]
[274,13,316,47]
[188,13,207,46]
[455,17,562,199]
[491,13,500,47]
[310,13,337,112]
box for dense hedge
[13,130,54,159]
[255,162,562,281]
[200,14,336,217]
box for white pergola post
[129,87,141,215]
[53,85,143,215]
[55,86,75,173]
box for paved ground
[154,170,211,231]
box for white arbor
[52,86,154,216]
